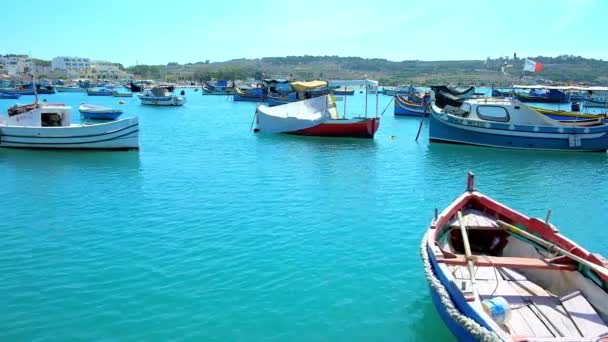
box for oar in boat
[457,211,477,301]
[496,220,608,278]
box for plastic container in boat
[482,296,510,324]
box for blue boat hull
[429,111,608,151]
[0,93,20,99]
[394,97,427,117]
[426,245,496,341]
[267,96,289,106]
[87,91,113,96]
[394,105,427,117]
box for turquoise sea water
[1,90,607,341]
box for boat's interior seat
[450,265,608,338]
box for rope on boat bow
[420,231,504,342]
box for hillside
[127,55,608,86]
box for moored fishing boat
[422,172,608,342]
[0,102,138,150]
[394,94,430,117]
[56,85,88,93]
[333,86,354,96]
[5,83,56,95]
[429,94,608,151]
[254,93,380,138]
[266,80,330,107]
[233,86,266,102]
[529,106,607,122]
[513,86,569,104]
[79,104,123,120]
[138,86,185,106]
[87,88,114,96]
[201,80,233,95]
[383,84,417,96]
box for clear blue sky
[3,0,605,66]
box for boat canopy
[290,80,328,92]
[255,96,334,133]
[150,86,173,96]
[328,79,379,87]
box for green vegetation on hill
[125,55,608,85]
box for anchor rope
[420,231,504,342]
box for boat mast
[364,82,368,118]
[32,73,38,104]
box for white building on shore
[51,56,91,71]
[0,55,32,76]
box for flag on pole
[523,59,543,73]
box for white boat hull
[0,117,139,150]
[138,96,185,106]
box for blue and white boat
[394,94,430,117]
[87,88,114,96]
[79,104,123,120]
[429,96,608,152]
[138,86,185,106]
[202,80,233,95]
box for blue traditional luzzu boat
[233,85,267,102]
[87,88,114,96]
[138,86,185,106]
[514,88,569,104]
[429,93,608,152]
[5,83,56,95]
[383,84,417,96]
[202,80,234,95]
[79,104,123,120]
[422,172,608,341]
[529,106,607,123]
[394,94,430,117]
[266,80,329,107]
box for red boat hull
[290,118,380,138]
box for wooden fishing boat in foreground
[422,173,608,341]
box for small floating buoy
[119,100,125,104]
[253,128,260,133]
[389,135,396,139]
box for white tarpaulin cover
[255,96,332,133]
